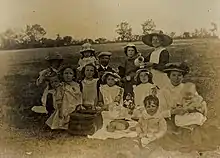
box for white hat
[80,43,95,54]
[102,71,121,82]
[142,30,173,47]
[31,106,48,114]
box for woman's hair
[81,51,96,59]
[58,65,77,82]
[80,63,99,79]
[143,95,159,107]
[136,70,153,85]
[124,46,138,56]
[102,73,119,85]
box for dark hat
[98,52,112,58]
[45,52,63,61]
[163,62,190,75]
[142,30,173,47]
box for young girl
[135,95,167,147]
[79,63,100,110]
[77,43,98,71]
[99,72,126,118]
[118,43,143,99]
[132,68,158,118]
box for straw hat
[80,43,95,54]
[134,68,152,82]
[124,43,139,55]
[98,52,112,58]
[142,30,173,47]
[102,71,121,82]
[163,62,190,75]
[45,52,63,61]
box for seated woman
[45,65,82,130]
[159,62,207,131]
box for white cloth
[77,57,97,71]
[149,47,166,64]
[88,111,138,140]
[136,109,167,146]
[175,112,207,127]
[46,82,82,130]
[100,85,124,106]
[82,78,99,106]
[133,83,156,107]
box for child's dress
[46,82,82,130]
[135,109,167,147]
[100,85,128,119]
[81,78,99,109]
[77,57,98,71]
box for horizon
[1,0,220,40]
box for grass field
[1,39,220,157]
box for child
[58,65,82,113]
[99,71,129,119]
[118,43,143,99]
[135,95,167,147]
[44,72,69,130]
[174,82,207,130]
[132,68,158,118]
[79,63,100,110]
[77,43,98,71]
[36,52,63,115]
[36,52,63,86]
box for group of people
[33,30,208,148]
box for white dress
[77,57,97,71]
[46,82,82,130]
[81,78,99,107]
[135,109,167,147]
[149,47,170,89]
[158,82,207,127]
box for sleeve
[36,69,47,86]
[152,50,169,71]
[118,60,126,78]
[136,118,145,137]
[145,52,151,62]
[154,118,167,139]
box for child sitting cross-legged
[134,95,167,148]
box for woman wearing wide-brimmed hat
[142,30,173,89]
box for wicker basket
[68,109,103,136]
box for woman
[142,30,172,89]
[156,62,220,151]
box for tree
[95,38,107,44]
[116,21,132,42]
[141,19,156,35]
[63,36,73,46]
[24,24,46,44]
[183,32,191,39]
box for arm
[154,118,167,139]
[152,50,169,71]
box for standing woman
[142,30,173,89]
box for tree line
[0,20,218,50]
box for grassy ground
[1,39,220,157]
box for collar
[50,67,58,73]
[101,65,109,70]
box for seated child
[135,95,167,147]
[174,82,207,129]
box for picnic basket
[68,109,103,136]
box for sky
[1,0,220,40]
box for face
[152,36,162,48]
[106,75,116,87]
[63,68,74,83]
[84,65,95,79]
[169,71,184,86]
[145,100,158,116]
[139,72,149,84]
[49,76,60,89]
[126,47,136,58]
[50,60,61,69]
[99,56,110,66]
[83,51,92,58]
